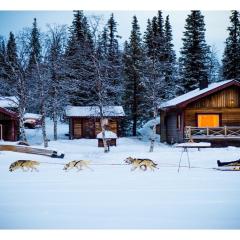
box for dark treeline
[0,10,239,145]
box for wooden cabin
[159,80,240,146]
[65,106,125,139]
[0,107,18,141]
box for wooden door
[82,119,95,138]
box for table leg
[178,148,185,172]
[186,148,191,168]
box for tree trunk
[18,106,27,142]
[149,109,157,152]
[100,117,109,153]
[42,109,48,148]
[53,110,57,141]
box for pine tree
[208,45,222,83]
[65,10,96,106]
[46,24,68,141]
[179,11,210,93]
[143,16,164,152]
[28,18,42,69]
[106,13,122,104]
[0,37,8,86]
[123,16,145,136]
[5,32,19,85]
[164,15,177,99]
[0,32,28,142]
[222,10,240,81]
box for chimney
[199,79,208,90]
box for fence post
[224,126,227,136]
[206,127,209,136]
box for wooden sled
[0,144,64,158]
[214,166,240,171]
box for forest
[0,10,240,146]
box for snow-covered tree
[222,10,240,81]
[45,24,68,140]
[179,11,210,93]
[208,45,222,83]
[142,14,166,152]
[65,10,96,106]
[0,32,28,142]
[105,14,122,104]
[122,16,145,136]
[164,15,177,99]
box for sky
[0,11,231,59]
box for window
[197,114,220,128]
[177,114,181,129]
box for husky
[63,160,93,171]
[124,157,158,171]
[9,160,40,172]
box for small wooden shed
[65,106,125,139]
[0,107,18,141]
[97,131,117,147]
[159,80,240,146]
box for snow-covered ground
[0,119,240,229]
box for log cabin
[65,106,125,139]
[159,79,240,147]
[0,107,18,141]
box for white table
[175,142,211,172]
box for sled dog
[124,157,158,171]
[63,160,93,171]
[9,160,40,172]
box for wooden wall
[184,108,240,127]
[184,86,240,127]
[70,117,120,139]
[187,86,240,108]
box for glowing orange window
[197,114,220,128]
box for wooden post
[11,120,15,141]
[0,124,2,140]
[224,126,227,136]
[207,127,209,136]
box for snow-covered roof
[159,80,235,108]
[24,113,42,119]
[97,131,117,139]
[65,106,125,117]
[0,96,18,108]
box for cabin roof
[24,113,42,119]
[65,106,125,117]
[0,96,18,108]
[159,80,240,109]
[0,107,18,119]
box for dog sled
[216,159,240,171]
[0,143,64,158]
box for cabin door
[82,119,95,138]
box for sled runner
[214,166,240,171]
[0,144,64,158]
[217,159,240,167]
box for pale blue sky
[0,11,230,59]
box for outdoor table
[175,142,211,172]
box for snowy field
[0,119,240,229]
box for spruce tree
[222,10,240,81]
[5,32,19,85]
[123,16,144,136]
[65,10,96,106]
[28,18,41,69]
[0,37,8,85]
[164,15,177,99]
[179,11,209,93]
[106,13,122,104]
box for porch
[185,126,240,146]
